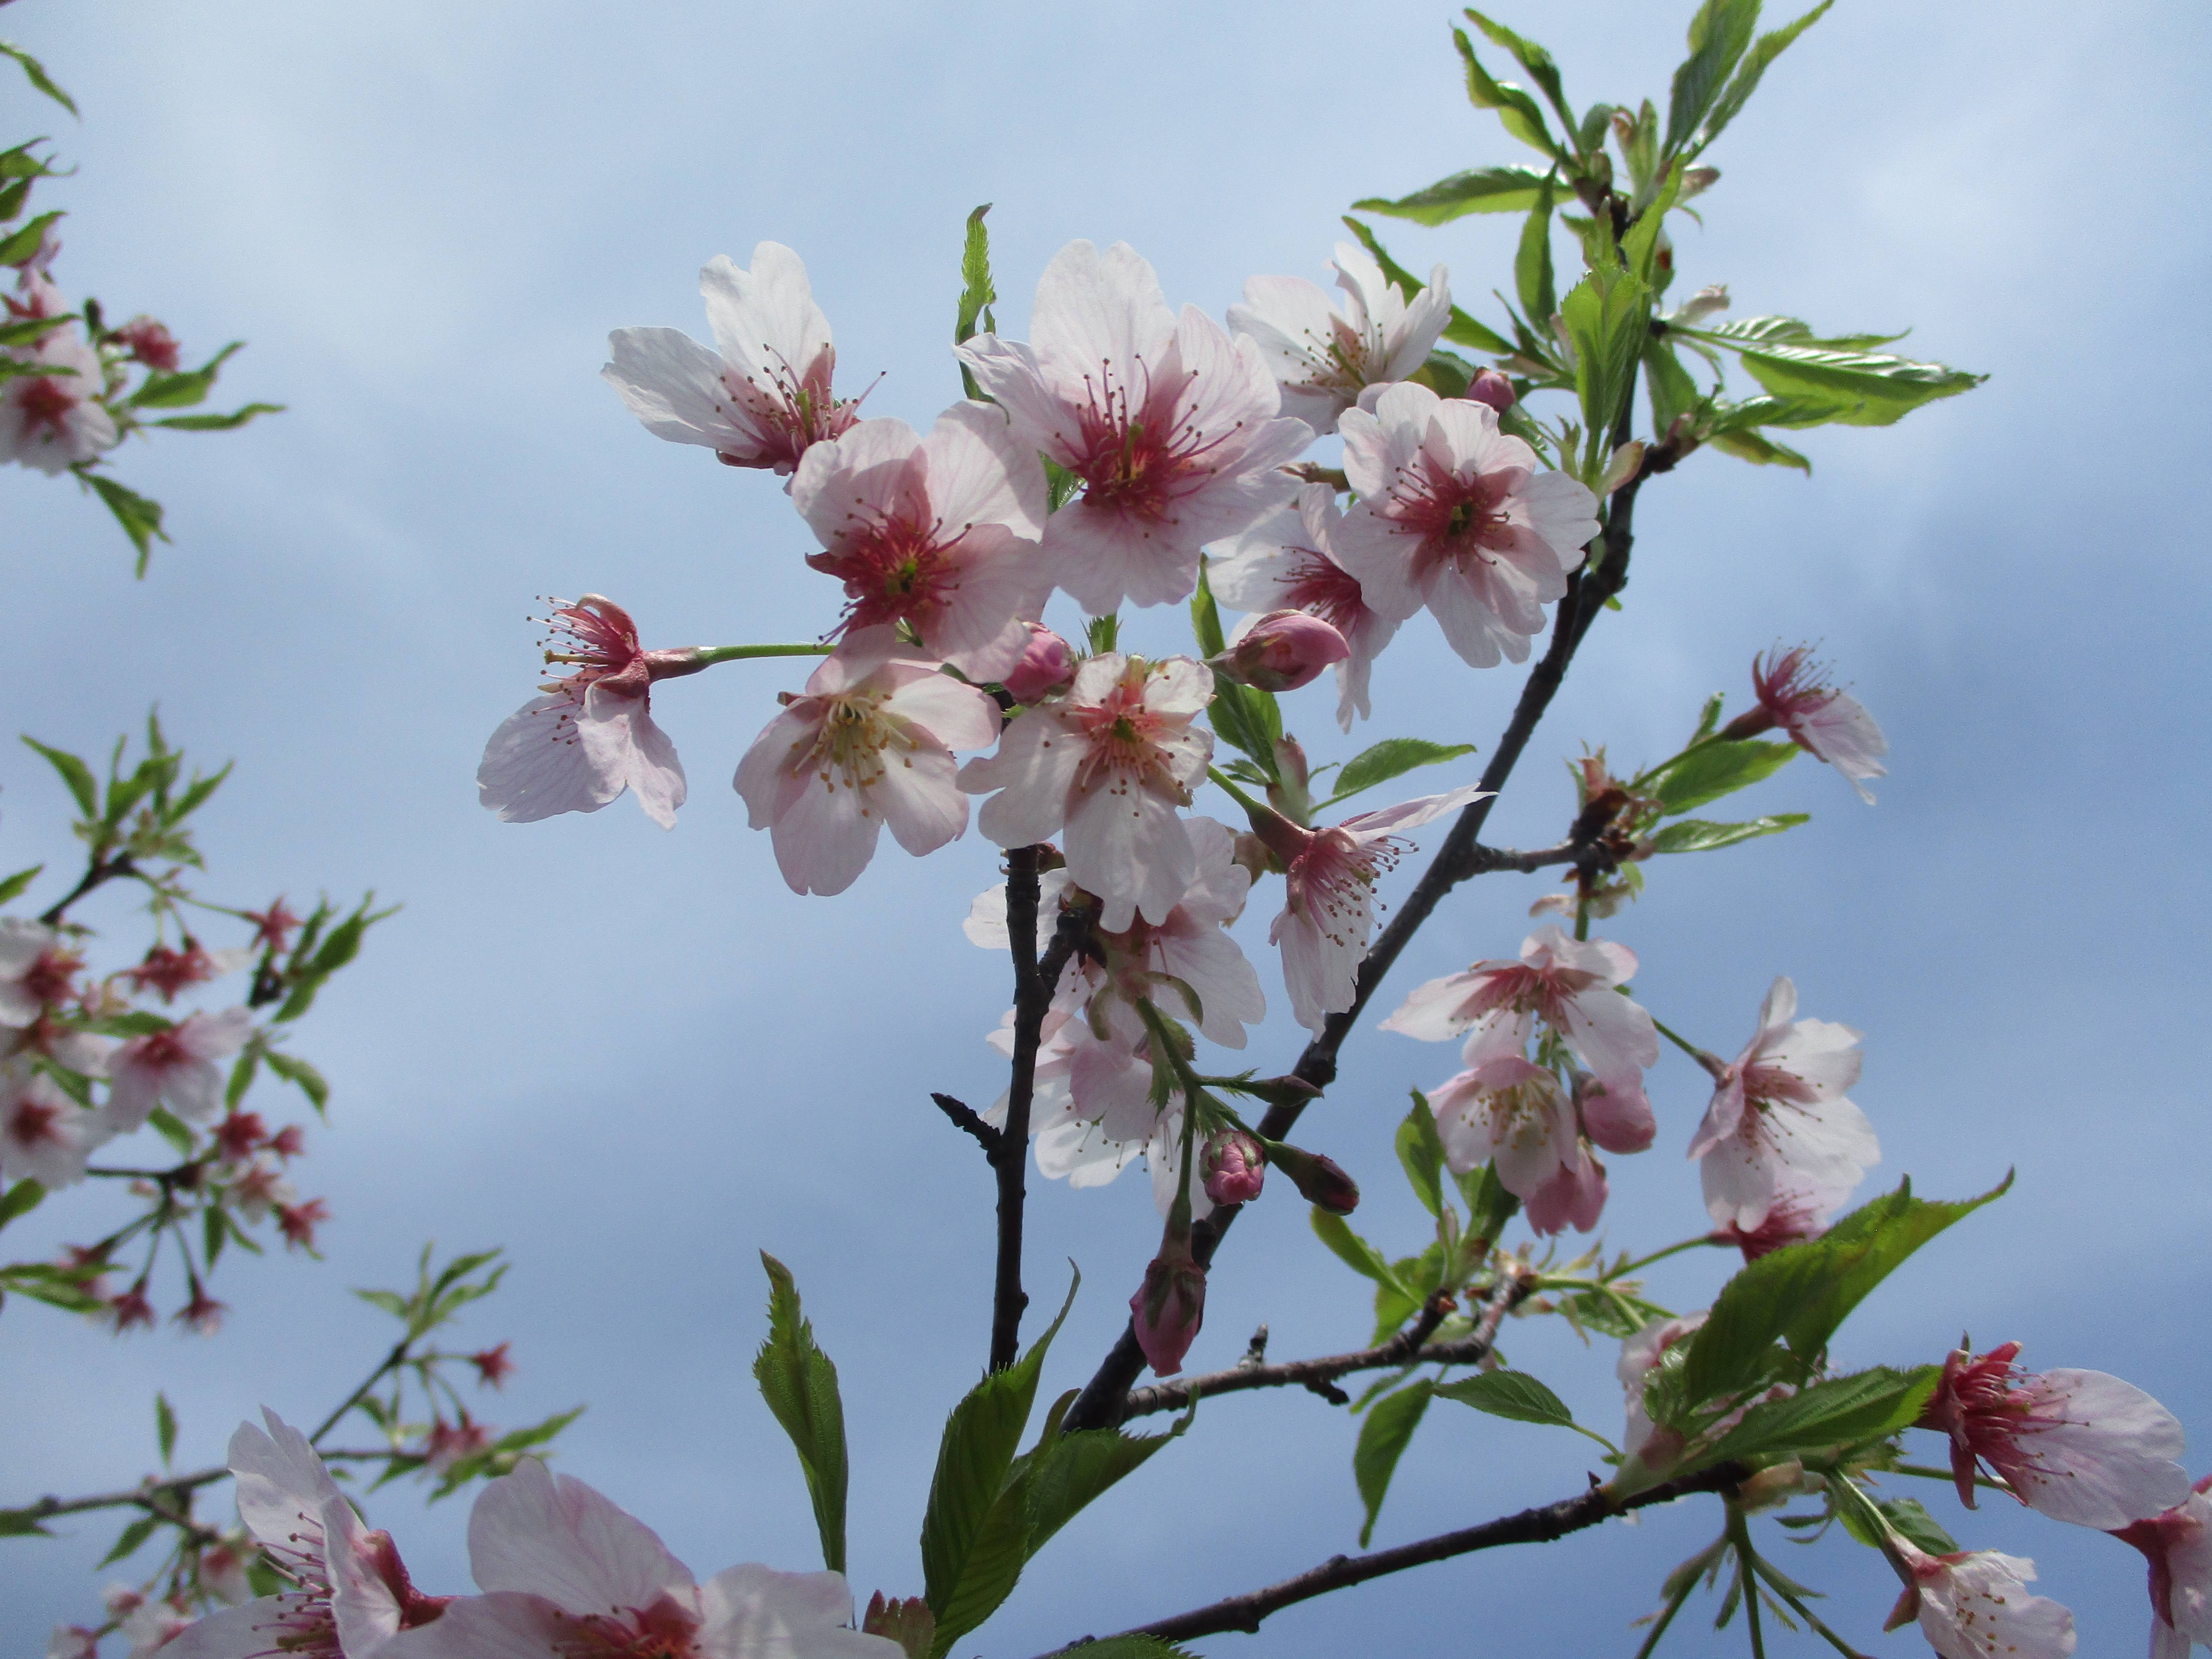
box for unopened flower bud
[1264,1140,1359,1214]
[1733,1459,1811,1513]
[862,1593,936,1659]
[999,623,1077,703]
[1467,368,1517,412]
[1211,611,1349,693]
[1200,1129,1266,1206]
[1130,1232,1206,1376]
[1677,166,1720,202]
[1267,734,1314,825]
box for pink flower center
[1389,455,1522,575]
[539,596,646,699]
[719,353,859,473]
[8,1094,61,1148]
[1278,553,1368,638]
[811,509,964,641]
[1288,829,1398,944]
[566,1597,702,1659]
[18,947,81,1005]
[134,1028,190,1073]
[1072,669,1183,795]
[130,943,216,1001]
[1066,359,1237,520]
[15,373,78,435]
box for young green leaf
[1352,164,1556,226]
[100,1514,161,1567]
[1730,339,1985,427]
[1647,814,1808,854]
[1662,0,1760,158]
[0,42,77,114]
[1325,738,1479,806]
[128,343,244,410]
[753,1253,850,1575]
[1311,1208,1407,1294]
[1512,181,1556,331]
[1462,10,1575,137]
[263,1051,331,1115]
[954,204,996,400]
[1019,1410,1185,1561]
[146,1106,195,1159]
[0,860,47,904]
[0,208,62,266]
[0,1177,45,1232]
[1649,739,1798,814]
[83,474,171,572]
[1558,262,1649,442]
[1207,679,1282,776]
[155,1393,178,1467]
[1709,426,1812,472]
[1693,0,1835,156]
[1393,1098,1447,1219]
[21,737,98,819]
[1190,561,1228,659]
[149,402,286,432]
[1705,1364,1938,1462]
[1451,27,1563,159]
[1436,1369,1576,1428]
[1354,1381,1434,1547]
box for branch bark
[990,845,1044,1372]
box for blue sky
[3,0,2208,1652]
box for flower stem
[1724,1505,1768,1659]
[1613,1234,1728,1276]
[688,643,831,666]
[1205,766,1270,822]
[1650,1015,1711,1063]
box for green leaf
[954,204,997,400]
[0,1506,54,1537]
[1310,1208,1406,1294]
[204,1201,226,1269]
[1451,1154,1519,1246]
[1694,1,1835,155]
[1680,1176,2011,1410]
[1325,738,1479,806]
[1451,27,1562,158]
[1436,1369,1577,1428]
[262,1050,330,1114]
[1190,561,1228,659]
[1649,739,1798,814]
[1707,1365,1939,1462]
[1206,678,1282,776]
[0,314,67,347]
[1620,164,1683,287]
[155,1392,178,1467]
[1354,1382,1434,1547]
[1703,394,1859,434]
[1731,339,1985,428]
[0,1177,46,1231]
[1019,1412,1184,1562]
[1558,261,1650,442]
[99,1514,160,1567]
[1709,425,1811,471]
[89,1010,173,1038]
[1354,163,1556,226]
[353,1288,410,1320]
[1512,182,1556,329]
[1647,814,1808,854]
[1462,9,1576,137]
[1663,0,1760,158]
[1339,216,1513,355]
[84,474,171,572]
[0,208,63,267]
[0,42,77,115]
[921,1272,1077,1657]
[753,1253,850,1575]
[225,1046,262,1112]
[1872,1496,1957,1556]
[1393,1098,1446,1219]
[146,1106,195,1158]
[150,402,285,432]
[21,737,97,818]
[1559,1285,1674,1341]
[1644,339,1702,433]
[128,342,243,410]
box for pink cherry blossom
[1382,925,1656,1154]
[1208,483,1403,730]
[227,1157,296,1224]
[1711,1178,1851,1261]
[115,317,182,373]
[602,241,859,476]
[1919,1340,2189,1529]
[735,629,999,896]
[122,1598,193,1658]
[956,240,1309,613]
[1891,1544,2076,1659]
[1332,382,1600,669]
[1686,976,1878,1234]
[478,595,698,830]
[1227,243,1452,433]
[1,1063,115,1188]
[960,654,1213,932]
[387,1458,898,1659]
[793,402,1049,680]
[2114,1476,2212,1658]
[107,1008,254,1130]
[47,1624,98,1659]
[0,319,119,475]
[0,918,81,1025]
[1725,645,1889,802]
[1259,785,1487,1034]
[1425,1057,1606,1235]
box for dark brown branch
[989,846,1045,1373]
[930,1093,1003,1160]
[6,1467,229,1525]
[1062,441,1681,1434]
[1041,1462,1747,1649]
[37,854,137,928]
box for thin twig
[37,854,137,928]
[1038,1460,1747,1650]
[930,1093,1003,1160]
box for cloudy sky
[3,0,2208,1653]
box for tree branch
[989,845,1045,1373]
[1061,441,1680,1433]
[37,854,137,928]
[930,1093,1003,1160]
[1039,1462,1747,1650]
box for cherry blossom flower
[956,240,1309,612]
[1711,1178,1850,1260]
[107,1281,155,1332]
[46,1624,98,1659]
[603,241,859,476]
[0,918,83,1024]
[276,1197,329,1252]
[107,1008,254,1129]
[121,1597,193,1658]
[2113,1476,2212,1658]
[387,1457,899,1659]
[0,317,119,474]
[1208,484,1402,730]
[1,1062,113,1188]
[959,653,1213,932]
[242,898,305,955]
[211,1111,267,1163]
[114,317,182,373]
[478,595,701,830]
[164,1410,449,1659]
[1425,1057,1606,1235]
[470,1343,517,1390]
[1686,976,1878,1234]
[1890,1544,2075,1659]
[1918,1340,2189,1528]
[793,403,1049,680]
[1382,925,1657,1154]
[1619,1310,1708,1459]
[1256,785,1487,1034]
[1723,644,1889,802]
[735,629,999,896]
[4,1009,114,1079]
[173,1286,228,1335]
[198,1541,252,1607]
[127,941,251,1003]
[423,1415,494,1474]
[226,1158,295,1224]
[1227,242,1452,432]
[1332,382,1601,670]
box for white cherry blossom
[1228,242,1451,432]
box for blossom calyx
[1209,610,1350,693]
[1200,1128,1266,1206]
[1264,1139,1358,1214]
[861,1593,936,1659]
[1130,1225,1207,1376]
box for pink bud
[1130,1237,1206,1376]
[1200,1129,1266,1206]
[115,317,182,374]
[1467,369,1517,413]
[1213,611,1349,693]
[1266,1141,1359,1214]
[1000,623,1077,703]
